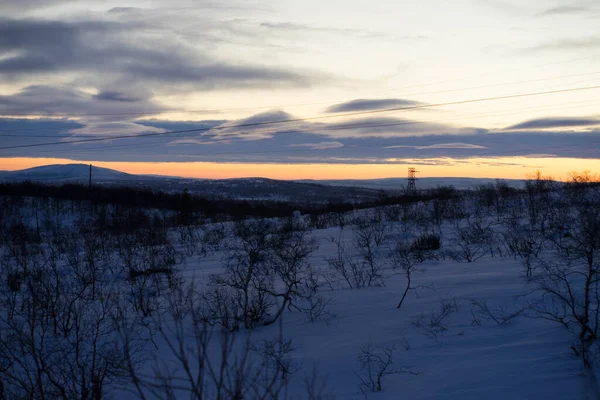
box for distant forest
[0,181,470,220]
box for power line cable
[6,97,600,159]
[1,83,599,151]
[2,71,600,119]
[4,95,600,143]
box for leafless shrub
[333,213,348,230]
[304,294,336,324]
[0,237,144,399]
[448,216,495,262]
[213,219,276,329]
[326,233,368,289]
[211,219,322,329]
[200,283,243,331]
[526,187,600,368]
[350,217,390,287]
[524,170,556,229]
[354,343,418,394]
[502,222,545,278]
[177,224,202,256]
[295,267,337,323]
[201,222,227,253]
[391,243,427,309]
[251,335,299,382]
[470,299,524,326]
[124,286,295,400]
[412,299,459,341]
[383,204,403,222]
[262,228,320,325]
[304,365,335,400]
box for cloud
[524,36,600,53]
[326,98,423,113]
[3,114,599,163]
[0,17,324,90]
[199,109,485,142]
[0,85,164,120]
[384,143,487,150]
[68,122,166,136]
[288,141,344,150]
[0,0,74,12]
[259,21,426,41]
[318,116,485,138]
[538,6,589,16]
[206,110,301,140]
[93,91,142,102]
[0,85,168,137]
[168,139,232,146]
[506,117,600,130]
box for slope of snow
[116,220,587,399]
[0,163,133,182]
[4,193,594,399]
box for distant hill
[0,164,134,183]
[0,164,384,203]
[0,163,526,203]
[299,177,526,190]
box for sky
[0,0,599,180]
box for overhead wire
[2,54,600,118]
[2,83,600,151]
[15,97,600,161]
[5,94,600,145]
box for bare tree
[326,233,368,289]
[391,241,428,309]
[214,219,276,329]
[354,343,418,394]
[211,219,323,329]
[412,299,459,342]
[263,228,320,326]
[470,299,523,326]
[502,219,545,278]
[0,234,139,399]
[527,193,600,368]
[303,365,335,400]
[351,217,389,287]
[123,284,294,400]
[448,215,495,263]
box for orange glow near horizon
[1,157,599,181]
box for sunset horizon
[1,156,598,182]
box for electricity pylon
[406,167,418,196]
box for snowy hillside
[1,164,527,201]
[0,163,134,183]
[1,178,599,399]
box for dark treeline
[0,180,463,220]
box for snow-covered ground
[2,190,598,399]
[165,222,585,400]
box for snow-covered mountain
[0,163,526,203]
[0,164,134,183]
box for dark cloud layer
[0,0,74,12]
[538,6,589,16]
[319,116,485,138]
[93,91,142,103]
[326,98,423,113]
[0,85,164,120]
[524,36,600,53]
[507,117,600,130]
[0,17,320,90]
[3,113,598,164]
